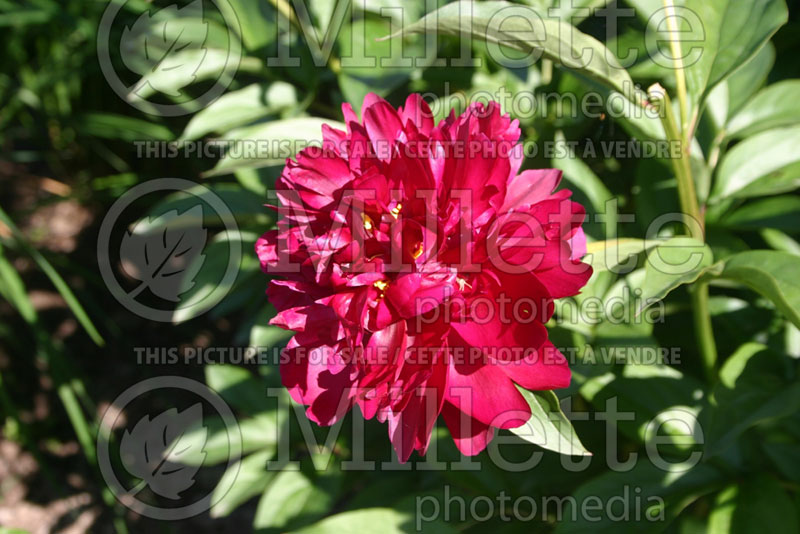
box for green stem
[542,59,553,85]
[691,284,717,380]
[647,85,702,238]
[651,8,717,380]
[648,84,718,380]
[662,0,690,139]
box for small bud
[648,83,667,106]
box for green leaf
[0,208,104,345]
[205,117,346,177]
[705,47,776,132]
[712,250,800,329]
[762,440,800,483]
[178,414,279,466]
[389,1,641,103]
[761,229,800,256]
[624,0,663,23]
[554,461,725,533]
[360,0,426,24]
[707,485,737,534]
[227,0,277,51]
[234,167,270,197]
[511,387,590,456]
[210,449,274,518]
[718,196,800,233]
[585,269,650,331]
[289,508,457,534]
[537,0,613,24]
[132,184,269,233]
[250,305,293,348]
[337,16,425,112]
[170,230,253,325]
[205,364,267,414]
[120,6,232,56]
[254,470,315,530]
[0,7,55,26]
[709,476,798,534]
[726,80,800,139]
[180,82,299,140]
[131,51,263,100]
[73,112,172,141]
[0,245,37,324]
[711,128,800,203]
[639,237,714,311]
[703,342,800,456]
[254,467,339,531]
[601,86,666,141]
[680,0,788,122]
[584,239,660,274]
[723,42,776,119]
[580,361,705,448]
[552,131,615,225]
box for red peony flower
[256,93,591,461]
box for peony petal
[445,330,531,429]
[497,340,571,390]
[568,226,587,260]
[502,169,562,212]
[399,94,435,136]
[534,261,593,299]
[281,339,356,426]
[256,230,279,272]
[441,402,495,457]
[385,272,456,319]
[362,94,405,161]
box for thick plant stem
[662,0,690,138]
[648,84,718,380]
[647,85,702,238]
[691,284,717,380]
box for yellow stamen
[412,242,424,260]
[374,279,389,292]
[362,212,374,231]
[390,203,403,219]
